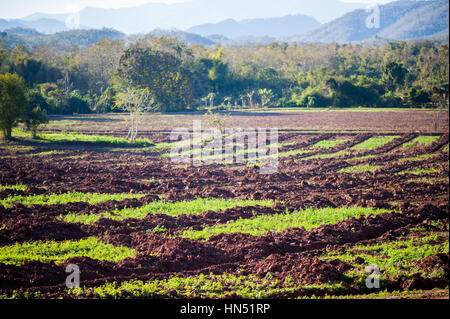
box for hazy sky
[0,0,394,19]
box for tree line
[0,34,449,139]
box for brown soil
[0,126,448,299]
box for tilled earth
[0,128,449,299]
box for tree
[24,106,48,139]
[117,47,194,112]
[114,87,156,144]
[382,61,407,92]
[204,92,216,108]
[0,73,28,140]
[258,88,274,107]
[246,90,255,108]
[23,89,50,138]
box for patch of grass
[339,164,382,173]
[402,136,440,149]
[12,128,154,148]
[182,207,391,240]
[0,144,35,151]
[0,184,27,191]
[406,177,449,184]
[398,154,439,162]
[0,237,136,265]
[68,273,346,299]
[352,136,400,150]
[300,150,351,161]
[312,139,349,149]
[346,155,376,162]
[442,144,449,153]
[397,167,440,176]
[321,234,449,290]
[163,141,303,161]
[320,289,450,300]
[61,198,274,224]
[0,191,146,208]
[27,151,66,157]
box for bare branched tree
[115,87,157,144]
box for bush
[291,87,330,108]
[380,91,404,108]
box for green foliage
[312,139,349,149]
[339,164,383,173]
[396,167,440,176]
[1,34,448,114]
[69,273,346,299]
[182,207,391,240]
[402,136,440,148]
[301,150,351,161]
[61,198,274,224]
[0,184,27,191]
[0,237,136,265]
[0,191,145,208]
[352,136,400,150]
[116,47,194,112]
[23,105,48,138]
[321,234,449,289]
[13,128,154,147]
[0,73,29,139]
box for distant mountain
[293,0,449,43]
[21,0,365,34]
[187,14,321,39]
[0,18,71,34]
[0,28,126,51]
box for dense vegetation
[0,30,449,130]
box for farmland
[0,109,449,299]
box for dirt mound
[0,215,88,245]
[247,253,352,284]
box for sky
[0,0,394,20]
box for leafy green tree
[382,61,408,92]
[24,106,48,139]
[0,73,28,140]
[116,47,194,112]
[258,88,274,107]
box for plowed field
[0,110,448,299]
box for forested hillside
[1,31,448,116]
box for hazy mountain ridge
[20,0,365,34]
[0,17,83,34]
[187,14,321,39]
[0,0,448,47]
[292,0,449,43]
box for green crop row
[61,198,275,224]
[0,237,136,265]
[181,207,392,240]
[0,191,146,208]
